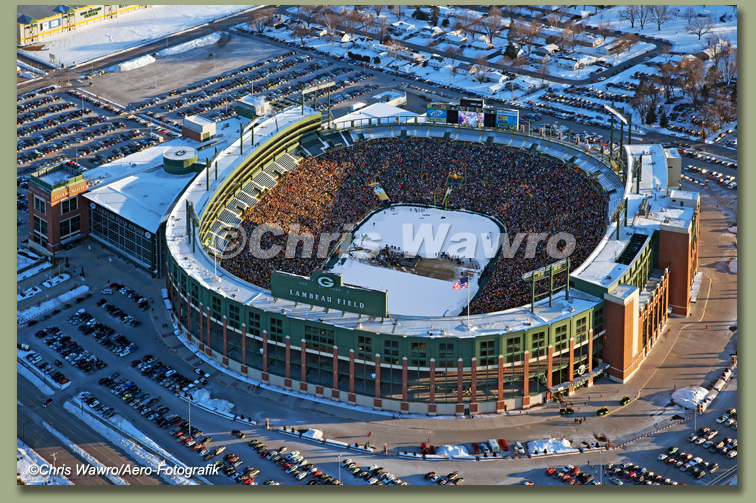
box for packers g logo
[317,276,335,288]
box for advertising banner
[426,108,447,124]
[496,109,519,129]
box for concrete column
[522,350,530,407]
[348,349,355,403]
[428,358,436,415]
[262,330,269,381]
[300,339,307,392]
[373,354,381,410]
[469,357,478,414]
[587,329,594,387]
[331,346,339,399]
[400,357,409,413]
[198,302,204,352]
[567,338,575,395]
[205,307,211,357]
[222,315,228,365]
[496,354,505,412]
[241,323,247,374]
[284,336,291,386]
[546,345,554,400]
[456,358,464,416]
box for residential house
[427,54,449,69]
[575,33,603,48]
[419,25,445,38]
[470,34,495,50]
[392,21,416,33]
[557,57,582,70]
[445,30,468,45]
[541,43,560,54]
[484,71,507,83]
[597,39,626,55]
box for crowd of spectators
[222,137,607,314]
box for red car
[471,443,481,455]
[498,439,509,451]
[421,442,428,455]
[142,354,153,362]
[310,470,322,478]
[131,359,141,367]
[570,466,580,475]
[545,467,556,476]
[282,463,292,471]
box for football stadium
[164,104,699,416]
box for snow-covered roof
[338,103,416,123]
[184,115,215,129]
[572,144,698,289]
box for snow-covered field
[64,400,200,485]
[41,421,129,485]
[330,206,500,316]
[581,5,737,53]
[18,5,258,67]
[17,439,74,486]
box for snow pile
[17,60,46,76]
[17,286,42,302]
[157,32,222,56]
[190,388,235,415]
[17,249,40,271]
[63,401,198,485]
[302,429,324,440]
[108,54,156,73]
[528,438,574,455]
[671,386,709,410]
[42,273,70,288]
[17,285,90,323]
[17,360,56,395]
[728,259,737,273]
[41,421,129,485]
[435,445,470,457]
[18,262,53,282]
[17,439,74,485]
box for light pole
[188,394,193,437]
[338,454,342,482]
[51,452,58,485]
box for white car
[716,415,729,424]
[340,458,352,466]
[725,418,736,426]
[367,478,379,485]
[296,471,307,480]
[695,437,706,445]
[727,450,737,458]
[658,454,668,461]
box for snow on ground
[17,285,90,324]
[581,5,737,53]
[671,386,709,410]
[728,259,737,274]
[17,439,74,485]
[436,445,470,457]
[17,286,42,302]
[189,388,235,415]
[157,32,222,56]
[18,5,258,67]
[63,401,199,485]
[18,262,53,282]
[42,273,70,288]
[17,249,40,271]
[41,421,129,485]
[17,361,56,395]
[107,54,155,73]
[528,438,575,455]
[17,59,46,75]
[330,205,500,317]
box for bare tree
[298,5,321,28]
[546,12,562,27]
[717,46,737,86]
[560,22,576,53]
[630,80,654,122]
[392,4,403,22]
[443,45,463,67]
[452,10,478,39]
[659,43,672,62]
[618,5,639,29]
[523,19,542,54]
[657,62,676,99]
[317,10,339,41]
[341,9,360,39]
[682,6,698,24]
[248,7,276,34]
[370,5,385,19]
[479,6,505,43]
[291,24,310,46]
[678,56,706,110]
[687,17,714,40]
[650,5,675,31]
[638,5,653,30]
[537,60,551,82]
[386,39,405,60]
[357,12,373,35]
[510,55,528,72]
[373,15,391,43]
[704,34,732,67]
[596,21,611,43]
[471,55,489,83]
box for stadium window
[269,317,284,335]
[411,342,427,358]
[438,342,455,368]
[479,340,497,366]
[61,196,78,214]
[357,336,373,362]
[384,339,399,364]
[576,317,587,343]
[505,337,522,364]
[190,283,199,304]
[531,331,546,357]
[228,304,240,330]
[34,196,46,215]
[211,296,222,320]
[247,311,261,337]
[555,325,569,351]
[304,324,335,351]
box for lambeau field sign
[271,270,388,318]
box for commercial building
[181,115,217,143]
[17,5,151,47]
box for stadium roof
[572,143,698,290]
[336,103,417,123]
[17,5,86,23]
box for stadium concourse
[223,138,606,315]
